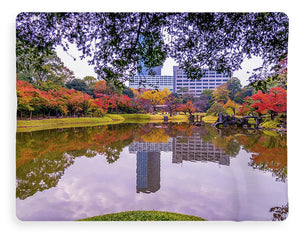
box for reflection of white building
[129,139,173,153]
[172,134,230,166]
[136,151,160,193]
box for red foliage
[251,87,287,114]
[94,94,117,113]
[176,101,195,115]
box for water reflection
[16,123,288,221]
[172,132,231,165]
[136,151,160,193]
[130,131,233,194]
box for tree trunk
[270,111,275,120]
[29,110,32,120]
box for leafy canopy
[16,12,288,84]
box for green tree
[66,79,93,95]
[16,38,75,90]
[200,89,214,107]
[226,77,242,100]
[234,86,255,104]
[206,102,227,116]
[122,87,134,98]
[83,76,98,89]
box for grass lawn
[149,113,189,122]
[17,116,119,132]
[202,115,218,123]
[78,210,206,221]
[121,114,151,120]
[17,113,191,132]
[104,114,125,121]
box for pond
[16,123,288,221]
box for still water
[16,123,288,221]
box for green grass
[202,115,218,123]
[261,120,280,129]
[121,114,151,120]
[17,116,118,132]
[78,210,206,221]
[104,114,125,121]
[149,114,189,122]
[16,113,188,132]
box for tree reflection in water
[270,203,288,221]
[16,123,287,207]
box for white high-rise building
[173,66,230,97]
[129,75,174,92]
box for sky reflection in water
[16,123,288,221]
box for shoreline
[16,114,190,132]
[16,114,286,134]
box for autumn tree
[251,87,287,120]
[94,95,117,114]
[213,84,230,104]
[94,81,107,96]
[17,81,49,119]
[223,98,240,115]
[165,94,181,116]
[94,80,121,97]
[238,87,287,119]
[140,88,171,111]
[115,95,133,113]
[177,101,195,116]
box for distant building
[173,66,230,97]
[129,75,174,92]
[138,63,162,76]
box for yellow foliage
[141,128,171,143]
[140,88,171,106]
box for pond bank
[77,210,206,221]
[16,113,189,132]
